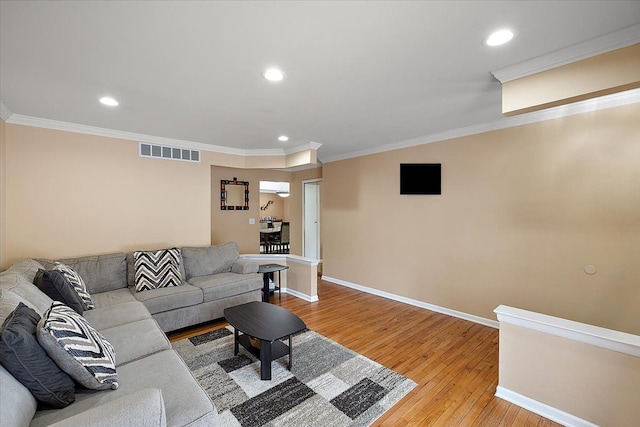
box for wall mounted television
[400,163,441,195]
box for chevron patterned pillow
[53,262,94,310]
[37,302,118,390]
[133,248,183,292]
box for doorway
[259,181,290,254]
[302,179,321,260]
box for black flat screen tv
[400,163,441,195]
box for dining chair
[270,229,281,251]
[259,231,266,253]
[274,222,290,253]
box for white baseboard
[285,287,318,302]
[321,275,499,329]
[495,386,598,427]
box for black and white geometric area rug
[173,326,417,426]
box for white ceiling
[1,1,639,163]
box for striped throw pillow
[37,302,117,390]
[54,263,94,310]
[134,248,182,292]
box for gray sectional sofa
[0,242,263,427]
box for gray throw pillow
[33,269,84,315]
[37,302,118,390]
[0,303,76,408]
[182,242,239,279]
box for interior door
[303,180,321,259]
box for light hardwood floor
[168,279,561,426]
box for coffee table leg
[234,328,239,355]
[260,340,272,380]
[288,335,293,370]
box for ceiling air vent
[139,142,200,163]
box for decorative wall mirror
[220,178,249,210]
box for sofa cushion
[100,319,171,366]
[1,289,35,326]
[0,272,54,315]
[53,263,94,310]
[45,388,167,427]
[131,283,203,315]
[2,259,46,282]
[37,302,118,390]
[0,303,76,408]
[38,253,127,295]
[0,363,38,427]
[126,249,187,288]
[30,350,217,427]
[83,301,151,331]
[90,288,138,308]
[134,248,183,292]
[188,272,262,302]
[34,269,85,315]
[182,242,239,279]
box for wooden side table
[258,264,289,302]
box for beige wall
[322,103,640,335]
[4,95,636,339]
[1,123,321,269]
[285,258,318,299]
[499,322,640,426]
[211,166,283,254]
[3,124,214,266]
[0,118,6,269]
[210,166,322,256]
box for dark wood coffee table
[224,302,306,380]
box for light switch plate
[249,218,255,225]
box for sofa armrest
[48,388,166,427]
[232,259,259,274]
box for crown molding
[492,24,640,83]
[278,162,323,173]
[6,114,247,155]
[246,142,323,157]
[321,88,640,164]
[0,99,11,122]
[4,87,636,165]
[243,148,287,156]
[284,141,323,155]
[4,114,320,157]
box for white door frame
[302,179,322,259]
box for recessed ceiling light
[484,29,514,47]
[99,96,119,106]
[262,68,285,82]
[278,135,289,142]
